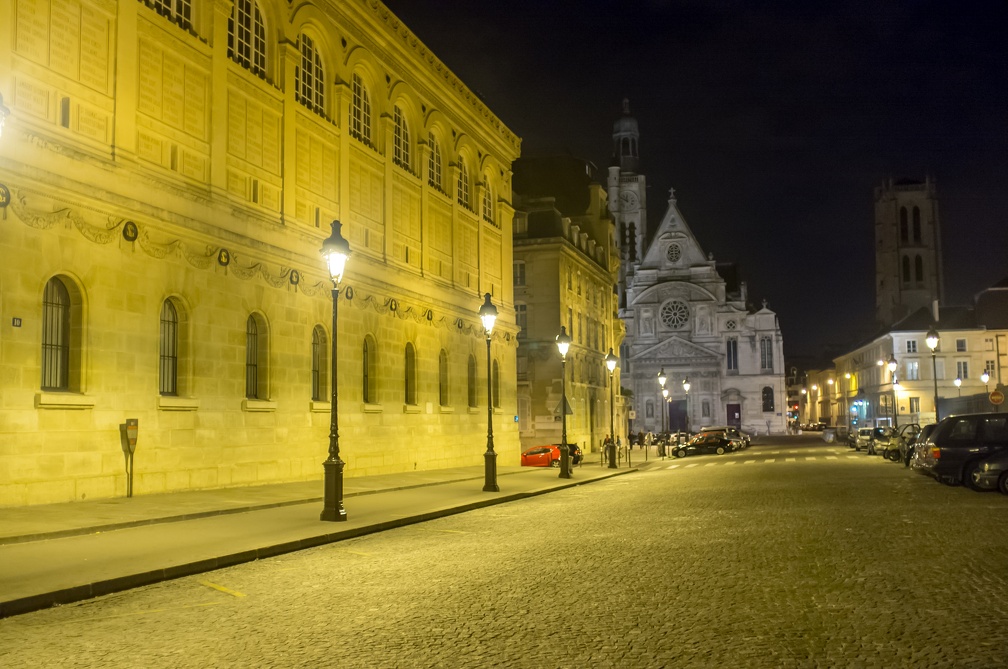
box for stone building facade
[607,102,786,436]
[512,156,625,456]
[0,0,520,506]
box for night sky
[383,1,1008,359]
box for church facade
[607,102,786,436]
[0,0,520,506]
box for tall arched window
[296,34,325,116]
[159,300,179,396]
[404,342,417,405]
[915,255,924,282]
[144,0,194,31]
[902,255,911,283]
[482,179,494,225]
[899,218,908,243]
[759,336,773,372]
[438,349,449,406]
[363,335,377,403]
[228,0,266,77]
[726,338,738,372]
[350,73,371,145]
[311,325,328,401]
[41,277,71,391]
[393,106,410,170]
[457,159,471,210]
[762,386,775,412]
[492,359,500,408]
[899,206,908,236]
[428,133,442,190]
[912,206,922,242]
[467,354,477,408]
[245,314,269,399]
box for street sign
[990,390,1004,406]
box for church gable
[639,193,709,271]
[630,334,720,364]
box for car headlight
[980,463,991,472]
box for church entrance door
[668,399,687,432]
[727,403,741,428]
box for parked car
[855,427,874,452]
[520,444,583,467]
[884,424,921,462]
[698,426,749,449]
[971,450,1008,494]
[911,413,1008,487]
[673,433,733,457]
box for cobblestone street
[2,438,1007,668]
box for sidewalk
[0,460,643,618]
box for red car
[520,444,583,467]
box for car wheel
[550,459,560,468]
[998,471,1008,495]
[676,449,687,458]
[963,461,983,491]
[716,446,725,455]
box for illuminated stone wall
[0,0,521,506]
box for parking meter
[119,419,138,497]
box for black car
[971,450,1008,494]
[912,413,1008,487]
[673,433,732,458]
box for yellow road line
[199,580,246,598]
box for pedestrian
[637,431,644,448]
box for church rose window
[665,244,682,263]
[659,299,690,329]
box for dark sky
[383,1,1008,360]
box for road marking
[744,460,757,464]
[826,456,838,460]
[704,462,718,467]
[685,463,699,468]
[337,549,376,557]
[723,461,736,466]
[764,458,775,463]
[414,528,467,534]
[666,464,680,469]
[199,580,246,598]
[805,457,817,461]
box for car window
[948,418,977,441]
[980,417,1008,442]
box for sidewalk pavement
[0,458,654,618]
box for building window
[957,360,969,379]
[467,355,477,408]
[41,277,72,391]
[907,360,920,381]
[760,337,773,372]
[899,207,908,236]
[350,73,371,145]
[311,325,327,401]
[899,212,908,243]
[457,159,471,210]
[296,34,325,117]
[515,304,527,339]
[906,340,918,353]
[659,299,690,329]
[492,359,500,408]
[914,255,923,282]
[912,206,922,242]
[159,300,179,396]
[144,0,193,31]
[363,335,377,403]
[439,349,449,406]
[645,400,654,418]
[227,0,266,78]
[909,397,920,413]
[762,386,775,412]
[726,338,738,372]
[513,261,526,286]
[702,400,711,418]
[482,180,494,224]
[246,314,269,399]
[427,133,442,190]
[393,106,410,171]
[901,255,910,283]
[404,342,417,405]
[956,338,967,352]
[986,360,996,377]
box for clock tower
[607,98,646,309]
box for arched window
[726,338,738,372]
[159,300,179,396]
[350,73,371,145]
[393,106,410,171]
[902,255,911,283]
[492,359,500,408]
[296,34,325,116]
[427,133,442,190]
[760,336,774,371]
[762,386,775,412]
[482,179,494,225]
[467,354,477,408]
[899,206,908,236]
[457,159,471,210]
[144,0,193,31]
[899,218,908,243]
[912,206,922,242]
[438,349,449,406]
[915,255,924,282]
[41,277,72,391]
[246,313,269,399]
[311,325,328,401]
[404,342,417,405]
[228,0,266,78]
[363,335,377,403]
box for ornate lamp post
[954,377,962,397]
[556,327,573,479]
[658,368,667,435]
[926,326,940,421]
[605,349,618,469]
[479,294,499,492]
[981,370,990,393]
[682,376,691,434]
[320,221,350,522]
[887,354,898,428]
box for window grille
[228,0,266,77]
[296,34,325,116]
[311,325,327,401]
[726,338,739,372]
[439,350,449,406]
[428,133,442,190]
[144,0,193,30]
[404,343,417,405]
[467,355,477,408]
[41,278,70,391]
[245,316,259,399]
[457,160,470,209]
[159,300,179,396]
[350,74,371,145]
[393,107,410,170]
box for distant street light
[605,349,618,469]
[682,377,691,433]
[981,370,990,393]
[888,354,898,428]
[954,376,962,397]
[556,326,572,479]
[658,368,667,436]
[926,326,941,421]
[320,221,350,522]
[479,294,499,492]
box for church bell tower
[607,99,647,311]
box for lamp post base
[608,442,617,469]
[559,444,572,479]
[320,457,347,522]
[483,449,499,492]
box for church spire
[612,98,640,174]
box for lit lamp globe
[981,371,990,386]
[887,354,897,374]
[321,222,351,284]
[479,294,498,335]
[657,368,667,389]
[605,349,618,374]
[682,377,691,393]
[926,327,940,352]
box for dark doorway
[727,403,741,428]
[668,399,687,432]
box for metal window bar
[245,316,258,399]
[41,278,70,391]
[468,356,477,408]
[405,344,416,404]
[159,301,178,396]
[311,327,324,401]
[439,350,448,406]
[362,338,371,403]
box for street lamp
[981,370,990,392]
[954,377,962,397]
[479,293,499,492]
[661,387,669,435]
[556,326,573,479]
[658,368,667,435]
[682,376,691,433]
[605,349,618,469]
[320,221,350,522]
[888,354,898,428]
[926,326,940,421]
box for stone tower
[607,99,646,311]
